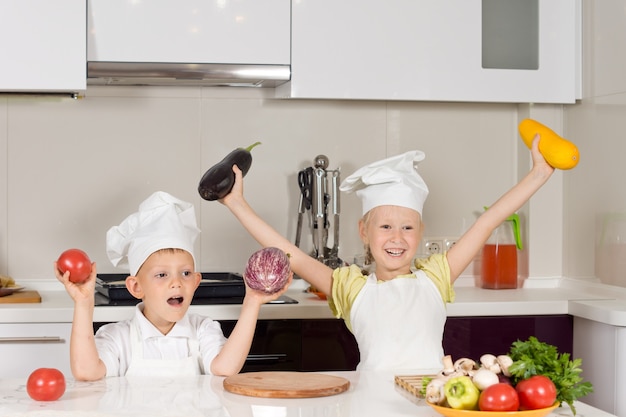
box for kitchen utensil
[330,169,340,258]
[223,371,350,398]
[0,290,41,303]
[294,155,343,268]
[295,167,313,247]
[312,163,328,260]
[480,212,522,289]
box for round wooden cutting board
[223,371,350,398]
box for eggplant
[198,142,261,201]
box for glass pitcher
[480,212,522,289]
[595,212,626,287]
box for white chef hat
[106,191,201,276]
[339,150,429,216]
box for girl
[221,136,553,373]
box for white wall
[1,86,545,282]
[563,0,626,285]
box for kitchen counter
[2,277,626,326]
[0,371,615,417]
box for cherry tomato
[516,375,557,410]
[26,368,66,401]
[57,248,91,283]
[479,382,520,411]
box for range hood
[87,62,291,88]
[87,0,291,89]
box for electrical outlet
[424,239,443,255]
[422,237,459,255]
[444,238,458,251]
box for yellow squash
[518,118,579,170]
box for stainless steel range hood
[87,62,291,88]
[87,1,291,89]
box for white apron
[350,271,446,373]
[125,318,202,377]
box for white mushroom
[438,355,462,379]
[453,358,477,376]
[471,368,500,391]
[480,353,502,374]
[496,354,514,377]
[425,378,447,405]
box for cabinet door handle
[0,336,65,343]
[245,353,287,363]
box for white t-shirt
[95,303,227,376]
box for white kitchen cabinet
[277,0,580,103]
[0,323,72,378]
[573,317,626,417]
[87,0,290,67]
[0,0,86,96]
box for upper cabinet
[0,0,86,96]
[87,0,291,87]
[277,0,581,103]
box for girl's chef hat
[106,191,201,276]
[340,150,429,216]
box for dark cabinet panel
[443,315,573,360]
[220,319,302,372]
[300,319,359,371]
[95,314,573,373]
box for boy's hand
[242,272,294,306]
[54,261,97,305]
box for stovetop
[94,292,298,306]
[93,272,298,306]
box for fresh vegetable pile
[422,337,593,415]
[508,336,593,415]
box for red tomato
[516,375,558,410]
[479,382,520,411]
[26,368,66,401]
[57,248,92,283]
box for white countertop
[0,371,616,417]
[2,277,626,326]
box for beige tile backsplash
[1,87,528,281]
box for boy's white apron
[125,319,202,376]
[350,271,446,373]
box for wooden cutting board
[394,374,434,398]
[0,290,42,303]
[223,371,350,398]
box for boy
[56,191,290,380]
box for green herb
[419,376,433,398]
[507,336,593,415]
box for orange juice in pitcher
[480,212,522,289]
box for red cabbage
[243,247,291,294]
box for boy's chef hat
[106,191,201,276]
[340,150,429,216]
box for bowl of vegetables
[428,402,559,417]
[423,337,593,416]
